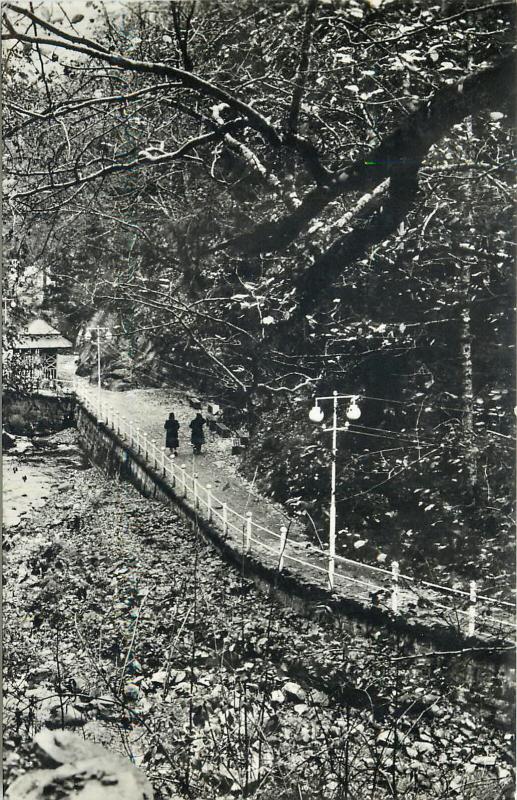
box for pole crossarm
[315,393,359,402]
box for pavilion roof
[13,318,73,350]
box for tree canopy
[2,0,515,588]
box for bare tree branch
[297,167,420,314]
[228,50,516,255]
[286,0,318,136]
[4,83,182,138]
[3,3,282,146]
[11,122,246,201]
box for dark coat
[164,418,180,449]
[189,416,206,445]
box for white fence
[66,378,515,642]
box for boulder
[3,430,16,450]
[187,395,202,410]
[7,730,154,799]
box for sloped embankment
[3,448,514,800]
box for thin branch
[12,122,245,200]
[3,4,282,146]
[286,0,318,136]
[4,82,182,138]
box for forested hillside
[3,0,515,589]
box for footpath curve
[66,377,515,651]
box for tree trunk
[461,113,478,503]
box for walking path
[59,374,515,646]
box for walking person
[189,413,206,455]
[164,412,180,456]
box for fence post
[181,465,187,497]
[279,526,287,572]
[222,503,228,535]
[468,580,477,637]
[170,455,176,487]
[135,427,141,453]
[206,484,212,521]
[151,439,157,468]
[116,411,121,435]
[193,475,199,509]
[129,420,133,446]
[143,432,148,460]
[109,406,114,428]
[161,446,166,476]
[121,416,126,439]
[391,561,399,614]
[245,512,252,553]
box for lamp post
[309,390,361,590]
[85,326,113,416]
[2,297,16,323]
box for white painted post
[116,411,120,435]
[151,439,157,468]
[181,465,187,497]
[143,432,148,460]
[206,484,212,521]
[161,446,166,476]
[170,455,176,487]
[135,427,141,453]
[328,392,338,592]
[121,416,126,439]
[109,406,114,429]
[391,561,399,614]
[468,580,477,637]
[129,420,134,446]
[245,512,252,553]
[193,475,199,509]
[222,503,228,535]
[279,526,288,572]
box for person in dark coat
[189,413,206,455]
[164,413,180,455]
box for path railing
[72,378,515,642]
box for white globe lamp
[309,404,324,423]
[346,398,361,421]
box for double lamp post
[85,326,113,415]
[309,391,361,590]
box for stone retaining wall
[3,391,75,436]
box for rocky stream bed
[2,431,515,799]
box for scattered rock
[415,740,435,754]
[283,682,306,702]
[471,755,497,767]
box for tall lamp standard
[2,297,17,323]
[85,326,113,415]
[309,390,361,590]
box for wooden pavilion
[11,318,73,388]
